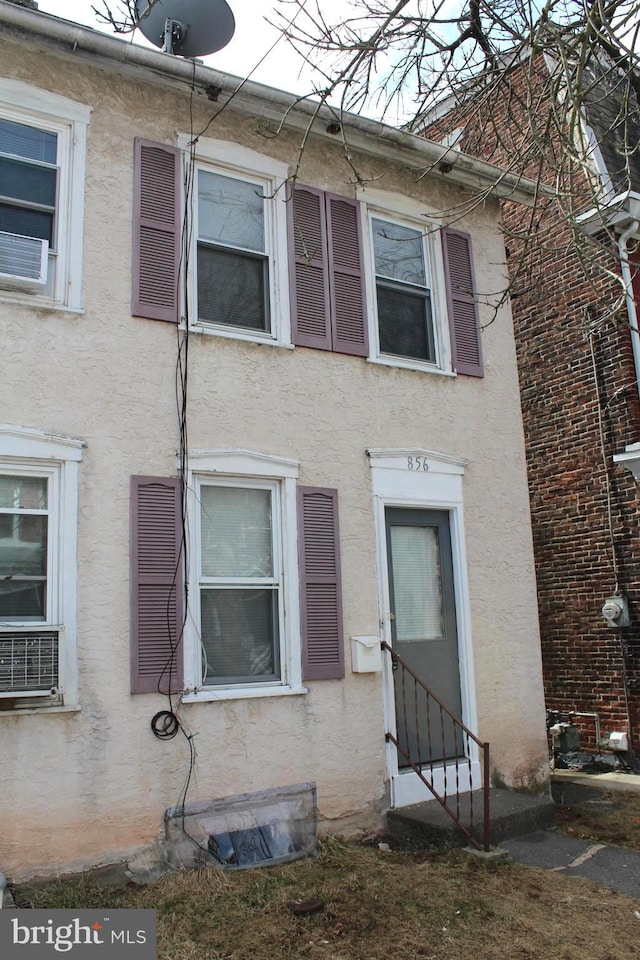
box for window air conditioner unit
[0,230,48,292]
[0,630,59,700]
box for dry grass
[555,788,640,851]
[23,837,640,960]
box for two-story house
[0,0,548,879]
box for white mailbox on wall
[351,636,382,673]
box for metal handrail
[382,640,490,851]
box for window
[197,171,270,332]
[132,136,289,339]
[130,452,346,700]
[0,119,56,289]
[0,473,50,621]
[185,453,299,696]
[0,425,83,710]
[372,217,435,363]
[182,136,289,343]
[197,481,281,684]
[0,79,89,310]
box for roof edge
[0,0,548,206]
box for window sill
[188,322,293,349]
[181,684,308,704]
[366,356,456,377]
[0,703,80,718]
[0,290,84,315]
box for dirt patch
[20,837,640,960]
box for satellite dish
[135,0,236,58]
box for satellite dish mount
[135,1,236,59]
[163,18,185,55]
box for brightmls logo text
[0,909,156,958]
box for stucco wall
[0,28,548,879]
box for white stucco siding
[0,34,548,878]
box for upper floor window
[197,170,271,333]
[0,80,90,311]
[132,138,483,377]
[0,119,57,252]
[372,217,435,363]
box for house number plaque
[407,456,429,471]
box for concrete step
[386,788,556,849]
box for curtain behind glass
[200,485,273,578]
[389,524,443,642]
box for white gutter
[576,190,640,234]
[0,0,549,207]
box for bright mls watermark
[0,909,156,958]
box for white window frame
[182,450,304,702]
[179,135,291,347]
[0,79,90,312]
[0,425,84,712]
[358,188,454,376]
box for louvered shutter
[442,228,484,377]
[326,194,368,357]
[132,138,180,322]
[298,487,344,681]
[131,476,184,694]
[291,186,332,349]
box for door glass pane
[197,245,268,330]
[198,171,265,252]
[389,524,443,641]
[373,218,426,285]
[200,486,273,578]
[0,119,57,164]
[201,587,278,681]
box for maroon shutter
[298,487,344,681]
[131,476,183,693]
[326,194,368,357]
[132,138,180,322]
[291,186,332,349]
[442,227,483,377]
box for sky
[35,0,335,97]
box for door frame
[368,447,480,808]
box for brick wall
[425,56,640,750]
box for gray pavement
[499,771,640,899]
[500,830,640,899]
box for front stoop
[386,788,555,849]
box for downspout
[618,220,640,398]
[615,220,639,756]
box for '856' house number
[407,456,429,471]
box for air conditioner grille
[0,231,48,283]
[0,631,59,693]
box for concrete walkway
[500,830,640,898]
[499,771,640,899]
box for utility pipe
[618,219,640,399]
